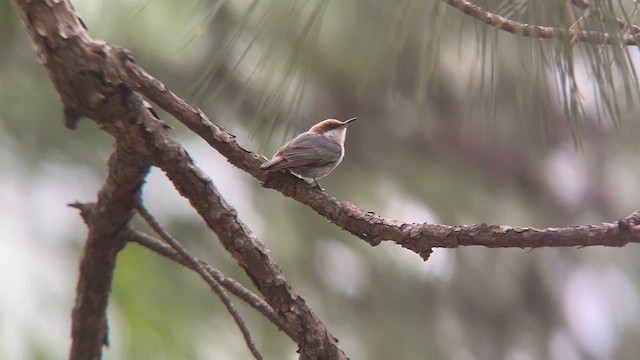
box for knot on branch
[617,210,640,232]
[69,201,96,225]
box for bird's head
[309,117,357,134]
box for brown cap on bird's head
[309,117,357,134]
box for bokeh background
[2,0,640,359]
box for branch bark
[68,150,149,360]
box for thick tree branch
[67,150,149,360]
[12,2,160,360]
[121,56,640,260]
[443,0,640,46]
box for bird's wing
[262,133,341,171]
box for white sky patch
[549,49,640,127]
[601,266,640,328]
[0,139,97,359]
[377,182,453,281]
[605,155,640,212]
[549,329,581,360]
[143,134,265,235]
[562,267,618,359]
[544,146,587,209]
[505,347,535,360]
[315,240,370,298]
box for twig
[571,0,640,34]
[135,202,264,360]
[125,228,296,339]
[443,0,640,46]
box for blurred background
[2,0,640,359]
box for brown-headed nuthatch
[261,117,357,190]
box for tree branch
[12,2,171,359]
[67,149,150,360]
[121,55,640,260]
[124,228,296,340]
[135,202,264,360]
[72,202,298,348]
[443,0,640,46]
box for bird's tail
[260,156,284,170]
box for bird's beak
[344,117,357,125]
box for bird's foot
[313,179,325,191]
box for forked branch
[125,229,295,339]
[135,202,264,360]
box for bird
[261,117,357,190]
